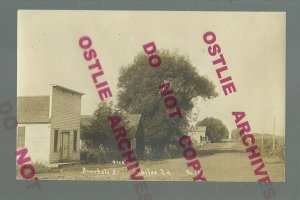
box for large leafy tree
[196,117,229,143]
[118,50,217,158]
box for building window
[54,130,59,152]
[73,131,77,151]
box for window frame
[54,129,59,152]
[73,130,78,152]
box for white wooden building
[17,85,84,164]
[187,125,208,145]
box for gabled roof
[195,126,206,132]
[17,96,50,123]
[51,84,84,96]
[183,125,206,133]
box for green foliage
[276,141,285,161]
[80,102,133,163]
[80,147,122,164]
[197,117,229,143]
[81,101,126,150]
[231,128,241,140]
[163,144,180,158]
[255,135,285,161]
[30,162,59,173]
[118,50,217,112]
[117,50,217,158]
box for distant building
[17,85,84,164]
[186,125,208,145]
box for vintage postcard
[17,10,285,182]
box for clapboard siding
[49,87,81,163]
[22,124,51,163]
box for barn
[17,85,84,164]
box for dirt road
[31,141,284,182]
[194,140,284,182]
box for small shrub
[32,161,59,173]
[81,147,122,164]
[164,144,179,158]
[256,136,285,161]
[275,141,285,161]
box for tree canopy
[81,101,125,150]
[117,50,217,157]
[196,117,229,143]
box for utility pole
[261,130,264,150]
[272,118,276,150]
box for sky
[17,11,285,135]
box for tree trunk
[97,146,100,164]
[136,111,146,159]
